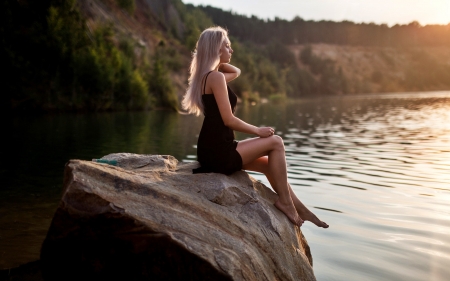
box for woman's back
[194,72,242,175]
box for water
[1,91,450,280]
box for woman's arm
[219,63,241,83]
[209,72,273,138]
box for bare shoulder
[206,71,227,95]
[208,71,226,83]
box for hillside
[78,0,191,98]
[1,0,197,111]
[196,5,450,47]
[289,44,450,94]
[3,0,450,112]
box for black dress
[193,71,243,175]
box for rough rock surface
[40,153,316,281]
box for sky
[182,0,450,26]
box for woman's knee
[270,135,284,150]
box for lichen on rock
[40,153,316,281]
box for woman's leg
[288,184,329,228]
[240,154,329,228]
[236,136,303,226]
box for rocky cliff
[77,0,190,98]
[40,153,316,281]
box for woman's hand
[257,127,275,138]
[218,63,241,83]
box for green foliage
[6,0,450,112]
[148,45,178,110]
[243,91,260,103]
[286,68,317,97]
[319,66,348,95]
[198,5,450,47]
[268,93,287,103]
[300,46,349,95]
[73,25,118,108]
[154,41,184,71]
[130,70,151,108]
[300,46,335,75]
[118,37,136,61]
[2,0,90,110]
[177,7,303,99]
[182,6,214,50]
[229,40,288,99]
[47,0,89,56]
[149,59,178,110]
[72,24,156,110]
[264,41,296,68]
[300,46,313,65]
[404,49,450,90]
[2,0,180,111]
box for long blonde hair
[182,26,228,115]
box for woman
[183,26,328,228]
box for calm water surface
[1,91,449,280]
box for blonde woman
[183,26,328,228]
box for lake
[1,91,449,280]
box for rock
[40,153,316,281]
[0,261,43,281]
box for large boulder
[40,153,316,281]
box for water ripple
[271,92,450,281]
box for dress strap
[202,71,213,95]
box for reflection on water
[1,92,450,281]
[0,111,203,268]
[242,92,450,281]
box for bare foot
[297,208,329,228]
[274,200,304,227]
[287,184,329,228]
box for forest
[2,0,450,112]
[196,5,450,47]
[2,0,178,111]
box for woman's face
[219,38,233,64]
